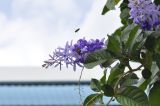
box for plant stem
[128,64,143,72]
[106,97,113,106]
[133,64,143,71]
[78,67,84,104]
[106,64,143,105]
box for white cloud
[0,0,86,66]
[0,18,45,66]
[0,0,121,67]
[0,0,123,81]
[79,0,122,39]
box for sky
[0,0,121,67]
[0,0,122,81]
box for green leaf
[107,26,125,51]
[155,35,160,54]
[114,26,126,37]
[116,86,149,106]
[122,79,138,86]
[101,84,114,97]
[129,73,139,79]
[138,62,159,90]
[101,59,116,68]
[120,8,130,25]
[102,5,109,15]
[141,51,153,70]
[83,93,102,106]
[126,25,141,52]
[90,79,101,92]
[120,8,130,19]
[130,37,144,61]
[84,49,112,69]
[121,24,137,43]
[102,0,120,15]
[120,24,142,56]
[107,64,125,86]
[150,62,160,84]
[141,68,152,79]
[145,31,160,52]
[154,54,160,70]
[107,35,121,56]
[114,0,121,4]
[120,0,131,25]
[149,82,160,106]
[145,35,156,51]
[121,73,139,86]
[154,0,160,5]
[138,78,151,91]
[100,70,107,85]
[120,0,129,11]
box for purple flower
[43,38,105,71]
[43,41,74,70]
[71,38,105,63]
[128,0,160,30]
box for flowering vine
[44,0,160,106]
[43,38,105,71]
[128,0,160,30]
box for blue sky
[0,0,11,15]
[0,0,121,67]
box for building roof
[0,81,120,106]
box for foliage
[44,0,160,105]
[83,0,160,105]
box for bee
[75,28,80,33]
[76,48,81,55]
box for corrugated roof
[0,81,120,106]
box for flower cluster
[128,0,160,30]
[43,38,105,71]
